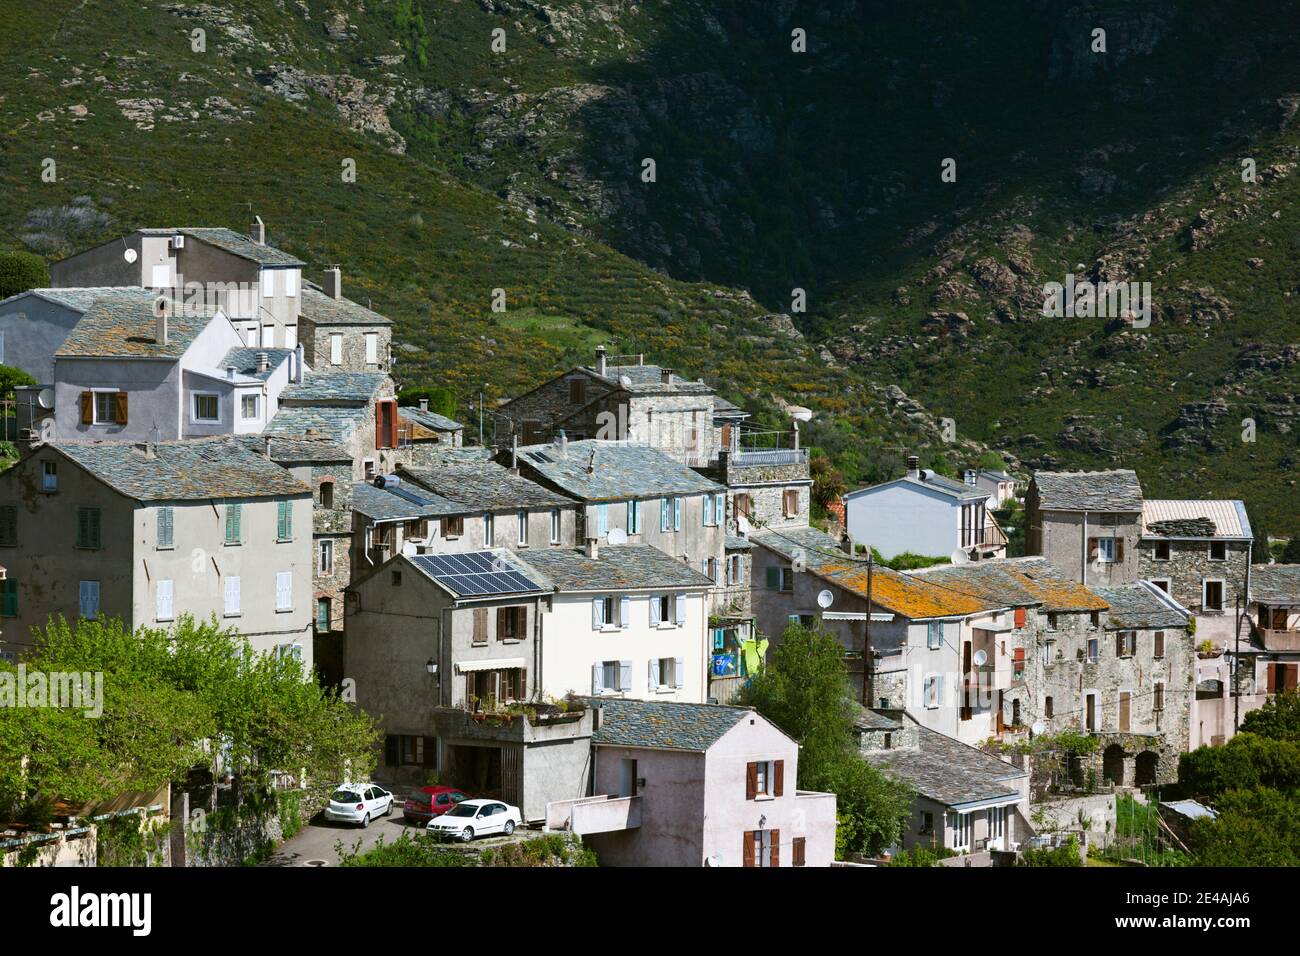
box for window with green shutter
[225,503,242,545]
[277,500,292,541]
[0,505,16,547]
[76,507,102,549]
[157,507,174,549]
[766,567,780,590]
[0,579,17,617]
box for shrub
[0,251,49,299]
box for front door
[619,758,638,797]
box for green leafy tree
[0,364,36,399]
[1239,688,1300,742]
[809,453,847,515]
[0,251,48,299]
[1176,732,1300,798]
[397,386,458,421]
[1188,787,1300,866]
[1280,536,1300,564]
[736,624,912,856]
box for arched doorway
[1103,744,1127,787]
[1135,751,1160,787]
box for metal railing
[732,448,809,466]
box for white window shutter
[592,663,604,694]
[224,576,241,615]
[276,571,292,610]
[619,595,631,629]
[703,494,713,526]
[157,580,174,620]
[619,661,632,692]
[592,596,603,629]
[648,660,657,691]
[674,657,685,689]
[649,595,660,626]
[660,498,669,531]
[675,593,687,626]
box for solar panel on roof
[387,485,432,506]
[411,552,541,597]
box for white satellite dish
[606,527,628,545]
[618,375,632,388]
[1031,721,1046,737]
[789,405,814,422]
[972,649,988,667]
[123,248,138,264]
[817,589,834,609]
[36,387,55,410]
[949,548,971,565]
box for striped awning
[456,658,526,673]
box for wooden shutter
[1119,692,1131,732]
[793,837,806,867]
[746,762,757,800]
[384,735,399,765]
[0,505,15,546]
[80,391,93,424]
[619,595,631,629]
[1154,631,1164,658]
[1268,664,1278,694]
[1014,607,1026,627]
[766,567,780,590]
[422,736,438,768]
[674,656,684,689]
[743,831,755,867]
[1115,633,1124,657]
[1087,537,1098,558]
[619,660,632,691]
[770,830,780,867]
[474,607,487,643]
[649,596,660,626]
[773,760,785,797]
[114,391,129,424]
[1287,664,1299,692]
[1116,537,1125,561]
[675,593,687,626]
[592,663,604,694]
[592,596,603,628]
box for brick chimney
[324,266,341,300]
[250,215,265,245]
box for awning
[456,658,526,673]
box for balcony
[546,794,642,835]
[1259,628,1300,652]
[732,448,809,467]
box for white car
[426,799,521,842]
[324,783,393,828]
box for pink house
[546,697,837,867]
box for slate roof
[845,471,990,503]
[972,468,1015,483]
[232,434,350,464]
[725,535,753,551]
[52,437,309,501]
[1251,564,1300,606]
[1032,469,1143,512]
[55,292,217,359]
[1092,582,1189,630]
[400,461,572,511]
[514,440,722,501]
[863,718,1027,809]
[351,480,463,521]
[588,697,751,752]
[912,557,1108,613]
[400,406,463,432]
[3,287,153,314]
[586,363,715,396]
[299,284,392,326]
[516,545,714,592]
[747,525,855,572]
[265,405,370,443]
[854,707,902,732]
[280,372,387,404]
[1141,499,1252,539]
[138,227,305,267]
[217,347,295,383]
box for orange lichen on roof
[821,562,995,619]
[999,561,1108,612]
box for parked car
[324,784,394,828]
[426,799,521,842]
[403,786,469,825]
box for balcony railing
[732,448,809,466]
[1259,628,1300,652]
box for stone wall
[1137,539,1250,646]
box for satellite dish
[949,548,971,565]
[36,387,55,410]
[817,589,834,609]
[123,248,138,264]
[618,375,632,388]
[789,405,814,422]
[973,649,988,667]
[1031,721,1046,736]
[606,527,628,545]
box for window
[989,806,1007,845]
[924,675,942,708]
[746,760,783,799]
[920,812,934,835]
[277,500,293,541]
[497,606,526,641]
[744,829,779,868]
[727,554,744,586]
[260,269,274,297]
[705,557,718,582]
[317,597,331,632]
[193,393,219,423]
[441,515,463,538]
[1090,611,1101,628]
[1046,612,1059,630]
[550,508,561,544]
[627,499,641,534]
[1151,579,1170,593]
[1086,637,1099,662]
[1095,537,1115,563]
[673,496,682,531]
[223,576,241,616]
[783,488,799,517]
[652,656,683,690]
[792,837,807,868]
[1154,540,1171,561]
[568,378,586,404]
[78,580,100,619]
[329,333,343,365]
[156,580,174,622]
[949,811,972,851]
[391,570,402,587]
[1044,695,1054,718]
[517,510,528,546]
[0,579,16,617]
[596,503,609,536]
[1115,631,1137,658]
[1203,580,1224,612]
[927,622,943,649]
[225,504,242,545]
[41,461,57,493]
[0,505,15,547]
[735,493,753,519]
[652,593,674,626]
[386,734,438,769]
[375,400,398,450]
[593,595,617,629]
[276,643,303,662]
[1209,541,1227,561]
[275,571,293,611]
[1153,631,1165,659]
[157,506,174,549]
[1153,682,1165,712]
[262,325,274,348]
[483,512,494,546]
[87,390,127,426]
[592,660,629,695]
[365,332,378,365]
[242,323,259,347]
[285,325,298,349]
[1012,699,1021,726]
[363,459,376,480]
[472,608,489,645]
[320,481,334,509]
[76,507,102,549]
[704,493,715,527]
[659,498,670,532]
[1014,606,1027,628]
[1044,639,1056,663]
[319,539,334,575]
[285,269,298,298]
[241,394,259,420]
[766,567,794,592]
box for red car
[403,786,469,825]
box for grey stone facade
[1138,539,1250,645]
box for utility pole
[478,387,485,446]
[862,548,874,706]
[1233,593,1242,735]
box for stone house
[0,437,314,664]
[265,370,400,482]
[1024,469,1144,586]
[547,697,837,867]
[398,401,464,457]
[1137,499,1253,646]
[297,270,393,374]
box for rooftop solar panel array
[410,552,542,597]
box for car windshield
[446,804,478,818]
[332,790,359,802]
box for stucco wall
[845,482,969,560]
[1026,509,1141,585]
[0,294,82,383]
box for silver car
[426,799,521,842]
[324,784,393,828]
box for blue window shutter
[619,595,631,629]
[674,657,685,689]
[592,597,603,628]
[592,663,604,694]
[650,595,661,626]
[673,497,682,531]
[716,493,726,522]
[703,494,713,526]
[660,498,669,531]
[648,659,658,691]
[675,593,687,626]
[597,504,608,535]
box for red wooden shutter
[1014,607,1026,628]
[80,391,93,424]
[1287,664,1299,691]
[375,401,385,448]
[1115,633,1124,657]
[1087,537,1098,558]
[114,391,129,424]
[793,837,806,867]
[1268,665,1278,694]
[770,829,780,867]
[745,762,757,800]
[742,832,755,867]
[773,760,785,797]
[389,402,399,448]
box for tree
[1176,732,1300,798]
[736,624,912,856]
[397,386,458,421]
[0,251,48,299]
[1189,787,1300,867]
[1239,688,1300,742]
[1280,536,1300,564]
[809,453,847,514]
[0,364,36,399]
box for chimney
[250,215,265,245]
[905,455,920,480]
[595,345,607,377]
[556,429,567,458]
[264,436,272,459]
[324,266,341,300]
[226,365,236,381]
[256,351,270,373]
[510,434,519,473]
[585,536,599,560]
[419,398,429,412]
[154,303,169,347]
[660,367,673,384]
[295,343,305,383]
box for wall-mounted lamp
[425,659,438,675]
